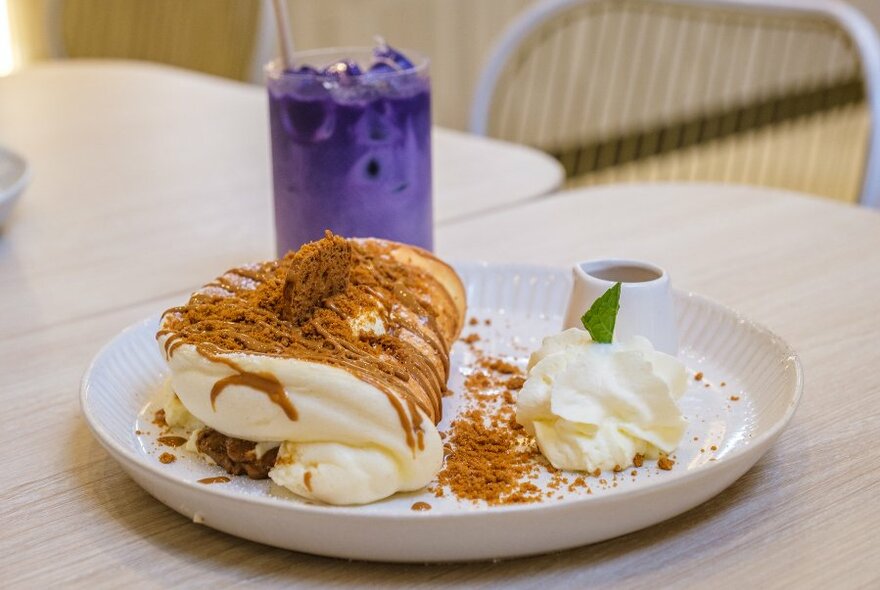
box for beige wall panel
[287,0,535,128]
[6,0,880,134]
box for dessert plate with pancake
[81,234,802,562]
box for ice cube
[367,61,397,75]
[322,60,363,84]
[373,41,414,70]
[275,92,336,143]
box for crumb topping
[433,353,547,504]
[158,232,462,426]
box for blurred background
[2,0,879,204]
[3,0,543,130]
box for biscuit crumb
[479,358,518,374]
[658,456,675,470]
[152,409,167,428]
[282,230,352,324]
[436,352,541,505]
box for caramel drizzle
[157,436,187,448]
[210,372,298,421]
[157,242,454,452]
[199,345,300,422]
[198,476,230,485]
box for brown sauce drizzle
[304,471,313,491]
[157,239,458,452]
[157,436,187,448]
[410,501,432,511]
[197,476,230,485]
[210,372,297,421]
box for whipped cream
[159,324,443,505]
[516,328,687,472]
[349,308,386,337]
[162,385,204,431]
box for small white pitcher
[562,258,678,356]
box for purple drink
[267,45,433,254]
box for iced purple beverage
[267,44,432,254]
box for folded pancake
[156,232,465,504]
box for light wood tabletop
[1,63,879,587]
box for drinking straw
[271,0,295,69]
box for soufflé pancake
[156,232,466,504]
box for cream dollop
[516,328,687,472]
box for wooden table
[2,64,879,587]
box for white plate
[80,262,802,562]
[0,147,29,227]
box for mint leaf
[580,282,621,343]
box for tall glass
[266,47,433,254]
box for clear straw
[271,0,295,69]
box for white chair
[471,0,880,207]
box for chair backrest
[471,0,880,207]
[41,0,276,83]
